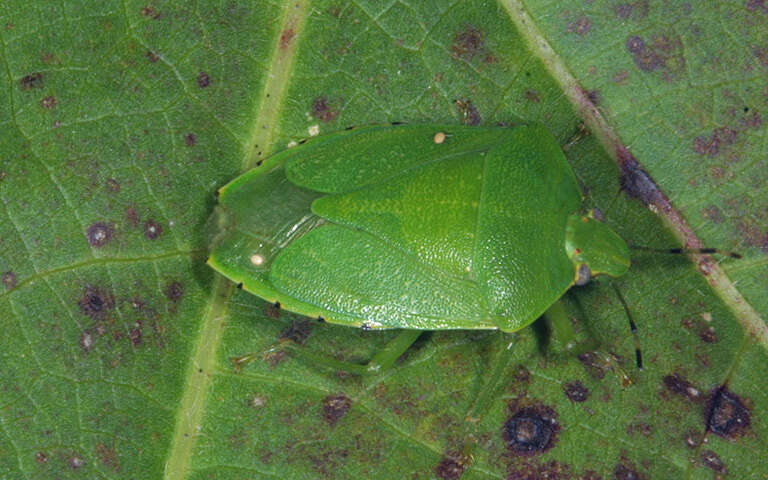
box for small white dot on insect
[250,254,265,266]
[433,132,446,144]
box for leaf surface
[0,1,765,479]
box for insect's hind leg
[232,329,423,376]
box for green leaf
[0,1,765,479]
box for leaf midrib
[162,2,311,479]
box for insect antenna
[630,245,742,259]
[610,283,643,370]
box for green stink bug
[207,123,641,373]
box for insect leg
[611,283,643,370]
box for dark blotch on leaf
[700,449,727,473]
[140,6,161,18]
[613,462,645,480]
[266,302,281,319]
[2,271,17,290]
[455,99,481,126]
[68,455,85,470]
[322,393,352,426]
[143,219,163,239]
[197,71,210,88]
[567,15,591,35]
[41,95,57,109]
[312,97,339,123]
[662,373,702,402]
[129,322,143,347]
[34,452,47,463]
[184,133,196,146]
[125,207,139,227]
[87,222,113,247]
[280,28,295,49]
[616,147,663,207]
[503,403,560,456]
[705,386,751,439]
[451,25,484,60]
[436,455,467,480]
[105,178,120,193]
[146,50,159,62]
[95,443,120,471]
[615,1,649,20]
[524,90,540,103]
[280,319,312,345]
[693,126,737,157]
[78,286,115,320]
[563,380,590,402]
[165,281,184,302]
[20,72,43,90]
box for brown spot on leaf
[280,28,295,49]
[753,46,768,68]
[613,70,630,84]
[105,178,120,193]
[129,321,143,347]
[146,50,159,62]
[700,449,727,473]
[626,34,685,79]
[34,452,47,464]
[693,126,737,156]
[279,319,312,345]
[586,89,601,105]
[164,281,184,302]
[503,401,560,456]
[702,205,724,224]
[312,97,339,123]
[435,454,467,480]
[140,6,161,18]
[197,71,210,88]
[451,25,484,60]
[41,95,57,109]
[87,222,113,247]
[2,271,17,290]
[68,454,85,470]
[684,428,702,448]
[455,99,481,125]
[524,90,540,102]
[616,147,663,206]
[567,15,591,35]
[125,207,139,227]
[184,133,196,146]
[95,443,119,471]
[747,0,767,12]
[20,72,43,90]
[322,393,352,426]
[143,219,163,239]
[662,373,703,402]
[506,460,587,480]
[626,423,652,436]
[563,380,590,402]
[613,461,646,480]
[705,386,751,439]
[266,302,281,319]
[615,1,649,19]
[78,286,115,320]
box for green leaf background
[1,1,766,479]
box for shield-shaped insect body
[207,124,630,334]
